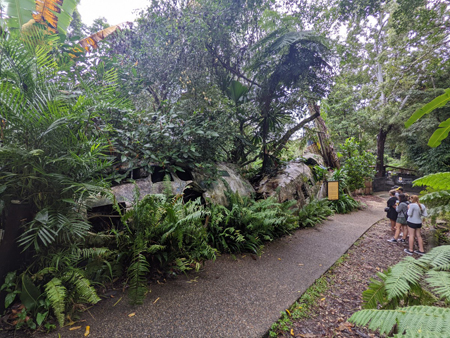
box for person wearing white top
[404,195,428,255]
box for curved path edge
[42,198,385,338]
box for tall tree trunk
[309,103,341,169]
[375,126,391,178]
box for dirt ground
[276,195,432,338]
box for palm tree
[246,29,333,172]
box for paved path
[47,198,385,338]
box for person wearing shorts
[387,193,408,244]
[404,195,428,255]
[386,190,398,232]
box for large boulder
[255,161,326,207]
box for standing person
[386,190,398,232]
[404,195,428,255]
[387,193,408,243]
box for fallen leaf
[69,326,81,331]
[298,264,304,266]
[337,322,354,331]
[128,313,136,317]
[278,258,281,260]
[290,328,294,336]
[153,297,160,304]
[321,297,326,301]
[84,326,90,337]
[286,309,291,316]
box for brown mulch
[277,197,431,338]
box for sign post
[327,181,339,200]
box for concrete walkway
[48,198,385,338]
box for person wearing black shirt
[386,190,398,232]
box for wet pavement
[38,198,385,338]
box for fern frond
[127,252,150,304]
[362,271,388,309]
[385,256,425,300]
[425,270,450,302]
[44,277,67,327]
[350,306,450,336]
[419,245,450,270]
[62,270,100,305]
[393,333,449,338]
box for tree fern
[352,246,450,336]
[362,271,388,309]
[425,270,450,302]
[385,257,425,300]
[44,278,67,327]
[419,245,450,270]
[350,306,450,336]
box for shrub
[349,245,450,336]
[298,199,334,227]
[207,192,298,254]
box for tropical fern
[127,252,150,305]
[44,278,67,327]
[62,270,100,305]
[351,246,450,336]
[362,271,388,309]
[425,270,450,302]
[385,257,425,300]
[350,306,450,336]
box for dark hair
[389,190,396,196]
[398,187,404,192]
[398,193,407,203]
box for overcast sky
[78,0,149,26]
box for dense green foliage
[338,138,376,192]
[1,0,450,333]
[350,245,450,336]
[207,192,298,254]
[297,198,334,227]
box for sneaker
[414,250,425,255]
[399,232,403,237]
[399,239,406,243]
[404,249,414,255]
[387,238,398,243]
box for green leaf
[20,275,41,313]
[428,118,450,148]
[35,209,49,224]
[36,311,48,326]
[5,292,17,309]
[405,88,450,128]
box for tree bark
[375,126,391,178]
[309,103,341,169]
[272,110,320,156]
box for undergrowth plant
[328,193,360,214]
[349,245,450,337]
[298,198,334,227]
[207,192,298,254]
[119,188,216,304]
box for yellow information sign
[328,181,339,200]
